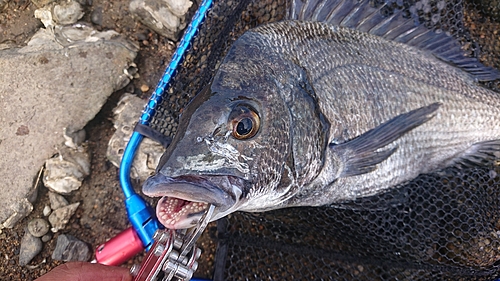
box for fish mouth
[142,173,244,229]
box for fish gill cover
[146,0,500,280]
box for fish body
[143,2,500,229]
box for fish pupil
[237,118,253,136]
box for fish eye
[229,105,260,140]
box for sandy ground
[0,0,216,280]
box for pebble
[140,84,149,92]
[42,234,52,243]
[53,0,85,25]
[63,128,86,150]
[43,205,51,217]
[49,202,80,232]
[27,218,50,238]
[19,230,43,266]
[52,234,91,262]
[135,32,147,41]
[91,7,103,26]
[48,192,69,210]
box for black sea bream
[143,0,500,229]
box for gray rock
[0,19,138,228]
[52,234,90,262]
[43,146,90,194]
[63,128,86,150]
[48,202,80,232]
[19,230,43,266]
[53,0,84,25]
[48,192,69,210]
[91,7,103,26]
[107,94,165,181]
[130,0,193,40]
[27,218,50,238]
[42,233,52,243]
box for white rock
[107,93,165,181]
[43,205,52,217]
[43,146,90,194]
[48,202,80,232]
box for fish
[143,0,500,229]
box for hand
[35,262,132,281]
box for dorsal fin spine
[287,0,500,81]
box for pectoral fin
[331,103,441,178]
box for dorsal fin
[287,0,500,81]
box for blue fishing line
[119,0,214,251]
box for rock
[107,94,165,181]
[48,202,80,232]
[1,199,33,229]
[27,218,50,238]
[63,128,86,150]
[48,192,69,210]
[90,7,103,26]
[53,0,84,25]
[129,0,193,40]
[52,234,90,262]
[41,233,52,243]
[43,205,52,217]
[0,15,138,228]
[140,84,149,92]
[43,146,90,194]
[19,230,43,266]
[34,0,84,27]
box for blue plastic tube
[118,0,214,251]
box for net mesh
[146,0,500,280]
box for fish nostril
[213,126,222,136]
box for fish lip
[142,173,237,210]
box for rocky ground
[0,0,216,280]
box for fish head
[143,44,296,229]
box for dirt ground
[0,0,216,280]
